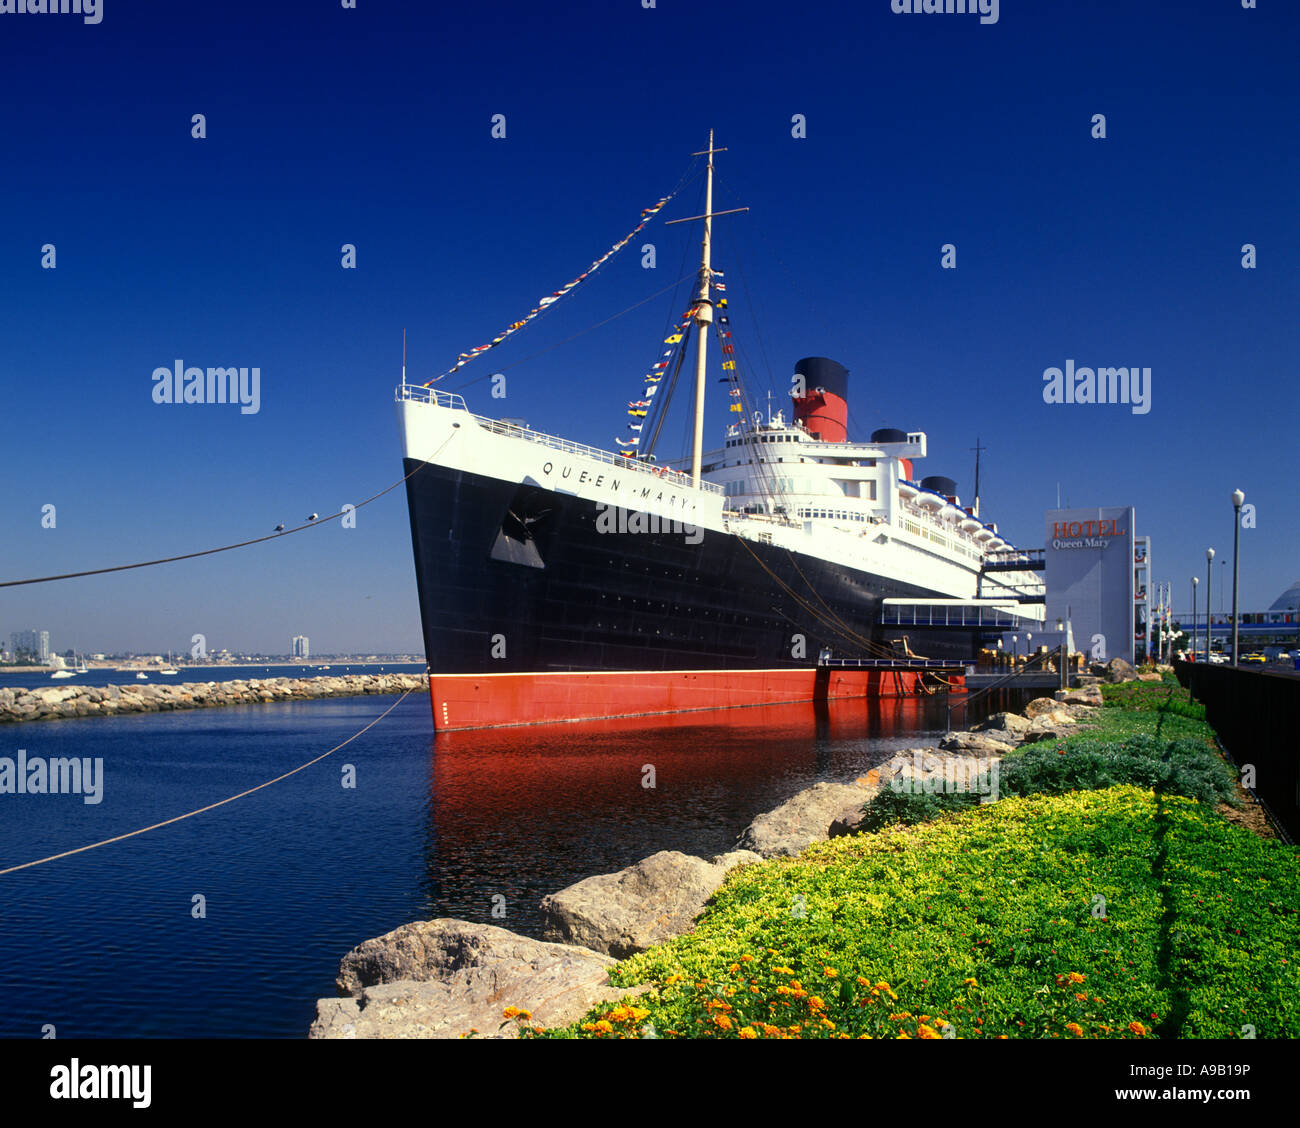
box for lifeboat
[897,480,919,500]
[986,537,1007,552]
[972,525,996,544]
[959,515,982,533]
[916,490,946,511]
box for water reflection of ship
[415,697,952,930]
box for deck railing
[397,383,725,497]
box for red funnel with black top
[791,357,848,442]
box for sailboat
[159,650,179,675]
[395,133,1044,730]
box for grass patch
[536,787,1298,1040]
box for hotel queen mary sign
[1044,507,1137,665]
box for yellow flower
[728,963,741,974]
[594,1020,614,1034]
[1128,1021,1147,1036]
[917,1024,941,1039]
[963,977,978,986]
[502,1006,520,1019]
[774,966,795,976]
[580,1023,596,1031]
[1066,972,1085,985]
[714,1014,733,1030]
[818,1017,836,1029]
[738,1026,758,1039]
[740,955,755,963]
[823,967,839,978]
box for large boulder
[311,918,631,1039]
[1054,686,1103,707]
[973,711,1031,737]
[1024,696,1064,719]
[539,849,758,958]
[738,780,878,857]
[1104,657,1138,683]
[938,731,1016,756]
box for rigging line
[446,272,697,394]
[781,547,895,658]
[643,323,692,461]
[0,432,459,589]
[0,689,416,877]
[721,220,777,397]
[729,534,873,656]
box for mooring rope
[0,690,416,877]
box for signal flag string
[0,690,416,877]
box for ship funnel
[791,357,848,442]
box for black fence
[1173,660,1299,841]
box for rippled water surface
[0,690,1028,1037]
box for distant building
[11,629,50,663]
[292,635,310,661]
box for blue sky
[1,0,1296,655]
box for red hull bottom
[428,668,964,731]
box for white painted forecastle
[396,385,1045,617]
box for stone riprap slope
[0,673,427,724]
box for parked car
[1241,653,1266,665]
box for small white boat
[136,672,149,680]
[50,669,76,680]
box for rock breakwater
[0,673,427,725]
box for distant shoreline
[0,660,425,677]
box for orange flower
[963,977,978,986]
[1074,993,1088,1002]
[1128,1021,1147,1036]
[917,1024,941,1039]
[502,1006,520,1019]
[1065,1022,1083,1037]
[1066,972,1085,985]
[823,967,839,978]
[738,1026,758,1039]
[714,1014,733,1030]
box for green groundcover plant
[526,787,1298,1040]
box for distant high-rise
[11,629,50,663]
[292,635,310,661]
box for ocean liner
[398,136,1043,730]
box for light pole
[1192,576,1199,660]
[1231,489,1244,667]
[1206,548,1215,659]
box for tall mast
[689,131,717,488]
[971,436,986,518]
[665,132,747,488]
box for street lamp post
[1192,576,1199,661]
[1206,548,1215,660]
[1231,489,1244,667]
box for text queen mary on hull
[397,135,1043,730]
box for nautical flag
[721,344,734,355]
[654,361,668,369]
[628,409,646,417]
[645,374,662,382]
[616,437,640,446]
[720,331,732,339]
[722,360,736,370]
[729,387,741,397]
[718,298,728,308]
[618,450,635,458]
[629,400,650,408]
[729,403,743,413]
[664,334,683,344]
[713,282,727,293]
[645,385,658,397]
[628,423,643,431]
[718,316,730,326]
